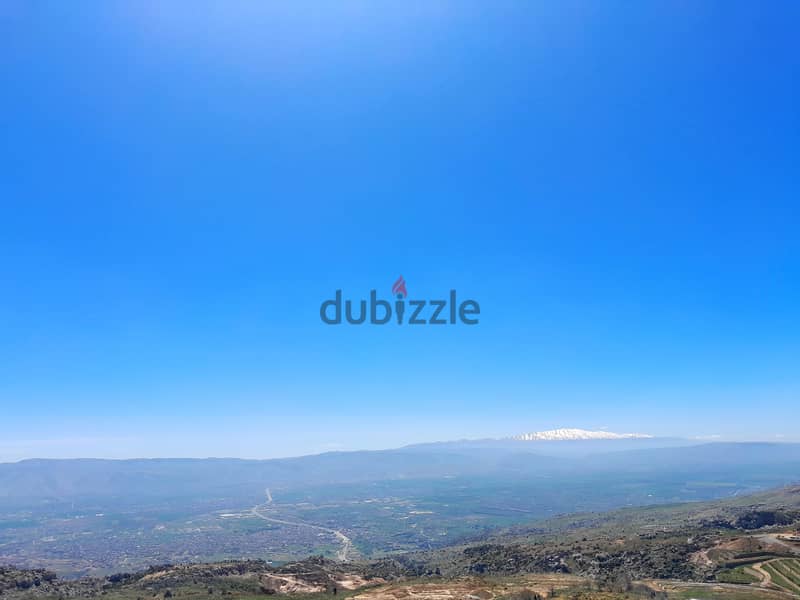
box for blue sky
[1,2,798,460]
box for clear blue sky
[1,2,798,461]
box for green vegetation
[766,558,800,593]
[721,554,779,568]
[762,562,796,593]
[715,566,758,584]
[778,558,800,585]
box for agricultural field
[760,558,800,595]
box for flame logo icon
[391,275,408,299]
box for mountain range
[1,430,799,504]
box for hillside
[399,485,800,589]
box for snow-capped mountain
[513,428,653,441]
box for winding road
[251,504,353,561]
[751,561,773,588]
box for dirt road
[751,561,773,587]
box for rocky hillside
[398,485,800,584]
[0,557,385,599]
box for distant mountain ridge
[512,428,654,441]
[2,440,800,505]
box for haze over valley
[2,430,799,579]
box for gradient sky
[1,2,798,461]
